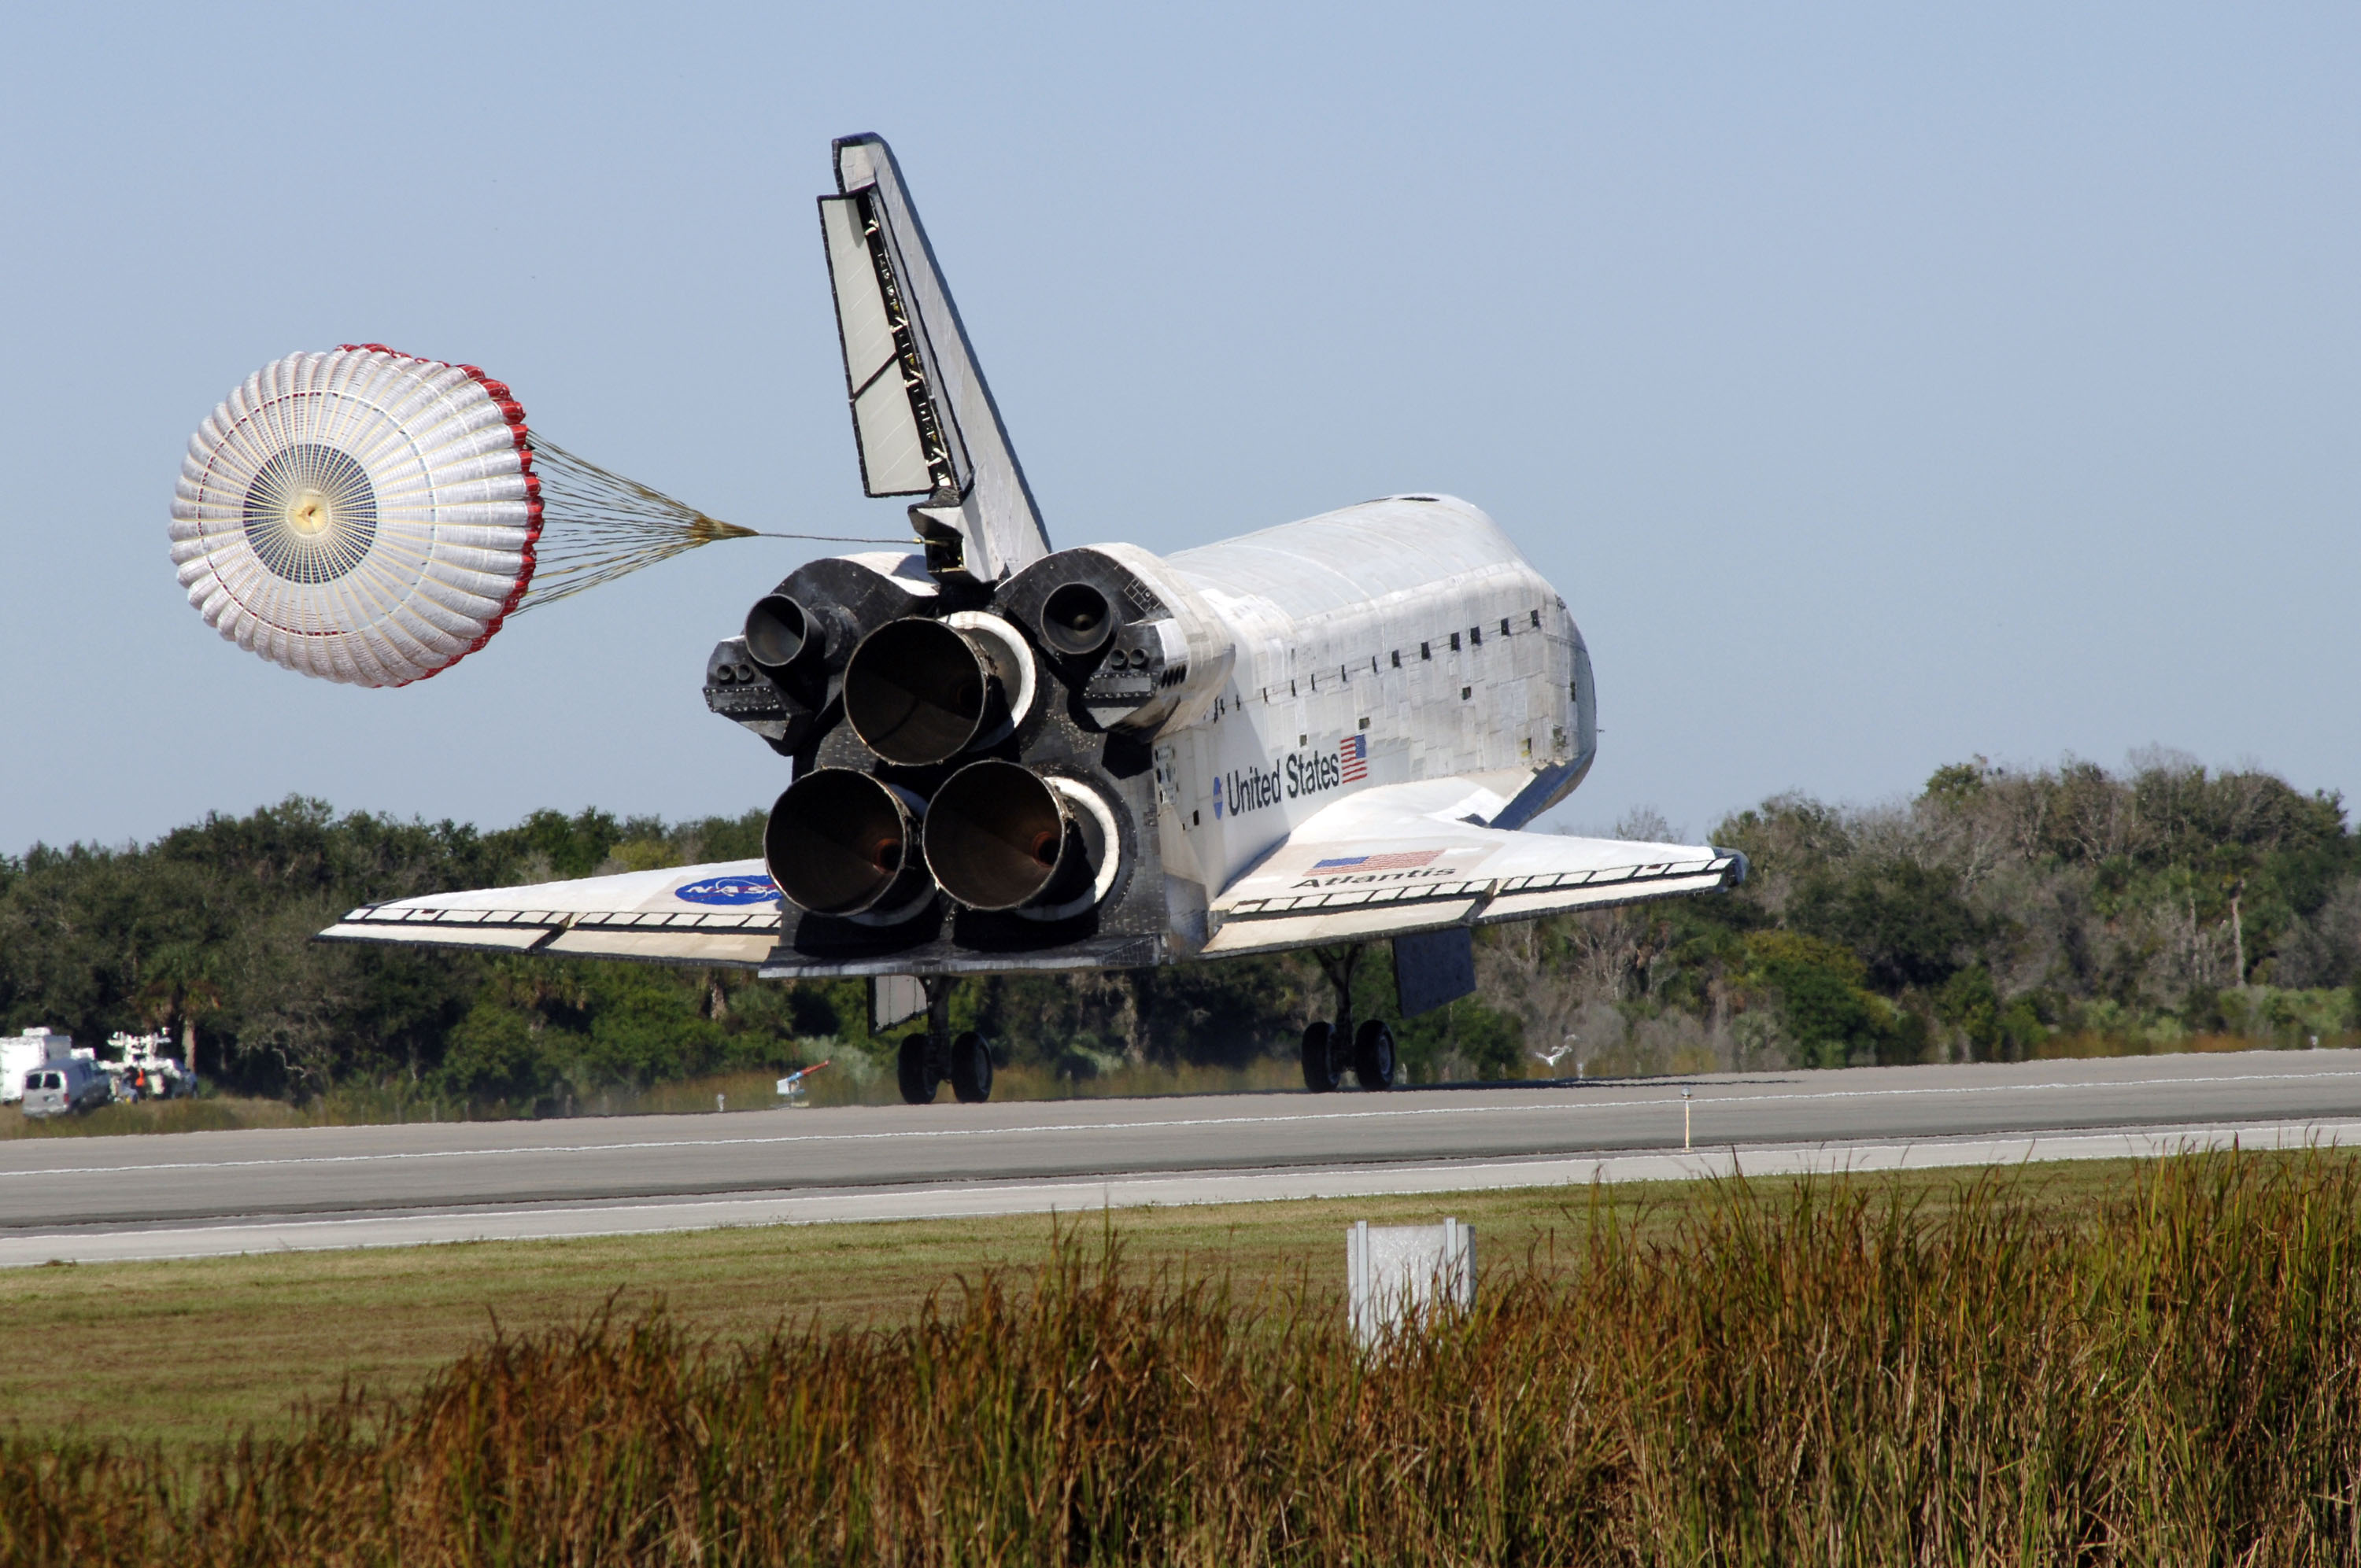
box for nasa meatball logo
[674,874,781,906]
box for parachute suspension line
[516,437,903,611]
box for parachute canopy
[171,346,540,687]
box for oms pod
[763,769,935,922]
[921,760,1122,921]
[841,612,1036,766]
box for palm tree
[137,947,224,1077]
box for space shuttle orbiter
[320,135,1746,1104]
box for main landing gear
[1299,945,1398,1093]
[897,977,996,1105]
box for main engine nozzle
[764,769,933,920]
[842,614,1033,766]
[922,760,1120,917]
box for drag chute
[169,345,885,686]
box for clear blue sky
[2,2,2353,852]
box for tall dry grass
[9,1152,2361,1562]
[0,1095,306,1139]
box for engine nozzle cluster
[733,557,1175,931]
[766,758,1118,924]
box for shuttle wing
[317,861,783,968]
[1200,778,1744,956]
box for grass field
[12,1153,2361,1561]
[0,1157,2149,1457]
[10,1151,2361,1561]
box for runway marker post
[1347,1219,1476,1344]
[1683,1087,1693,1151]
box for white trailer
[2,1028,72,1103]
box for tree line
[1479,751,2361,1077]
[2,751,2353,1109]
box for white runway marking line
[2,1064,2357,1182]
[5,1117,2359,1268]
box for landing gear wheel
[1301,1020,1341,1093]
[897,1033,940,1105]
[950,1031,995,1103]
[1353,1020,1397,1090]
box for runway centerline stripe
[2,1065,2355,1182]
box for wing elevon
[318,860,785,968]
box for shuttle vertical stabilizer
[819,135,1051,586]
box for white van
[20,1058,111,1117]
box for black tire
[1301,1021,1340,1093]
[1353,1020,1397,1090]
[896,1033,939,1105]
[951,1031,995,1103]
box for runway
[5,1048,2359,1267]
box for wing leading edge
[1200,778,1745,957]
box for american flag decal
[1339,732,1368,783]
[1311,849,1441,872]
